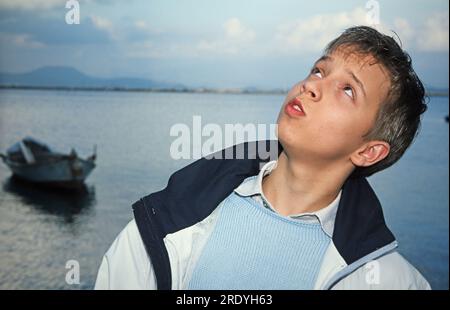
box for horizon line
[0,85,449,97]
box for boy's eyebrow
[314,55,367,100]
[346,69,367,99]
[314,55,332,65]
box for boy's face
[277,47,391,164]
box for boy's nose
[301,80,321,102]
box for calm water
[0,89,448,289]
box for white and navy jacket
[95,141,431,290]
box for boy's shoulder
[96,219,157,289]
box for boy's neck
[262,151,352,216]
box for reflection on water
[2,176,95,223]
[0,176,98,289]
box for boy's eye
[311,67,323,78]
[344,86,354,99]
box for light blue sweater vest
[188,192,331,290]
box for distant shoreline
[0,85,288,95]
[0,85,448,97]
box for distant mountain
[1,66,447,95]
[0,66,184,90]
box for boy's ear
[350,141,390,168]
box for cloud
[385,13,448,52]
[417,12,449,52]
[90,15,112,31]
[393,18,414,48]
[275,8,369,53]
[90,15,119,40]
[0,12,113,45]
[122,19,165,42]
[0,32,45,48]
[125,41,170,59]
[0,0,62,10]
[197,39,239,56]
[90,17,165,43]
[224,18,255,42]
[125,18,257,59]
[134,20,151,31]
[196,18,255,56]
[0,0,118,11]
[275,8,449,54]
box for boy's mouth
[285,97,306,117]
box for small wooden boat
[0,137,96,188]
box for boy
[95,26,430,289]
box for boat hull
[3,157,95,187]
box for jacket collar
[333,176,396,264]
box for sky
[0,0,448,89]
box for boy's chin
[276,121,303,146]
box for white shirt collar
[234,160,341,238]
